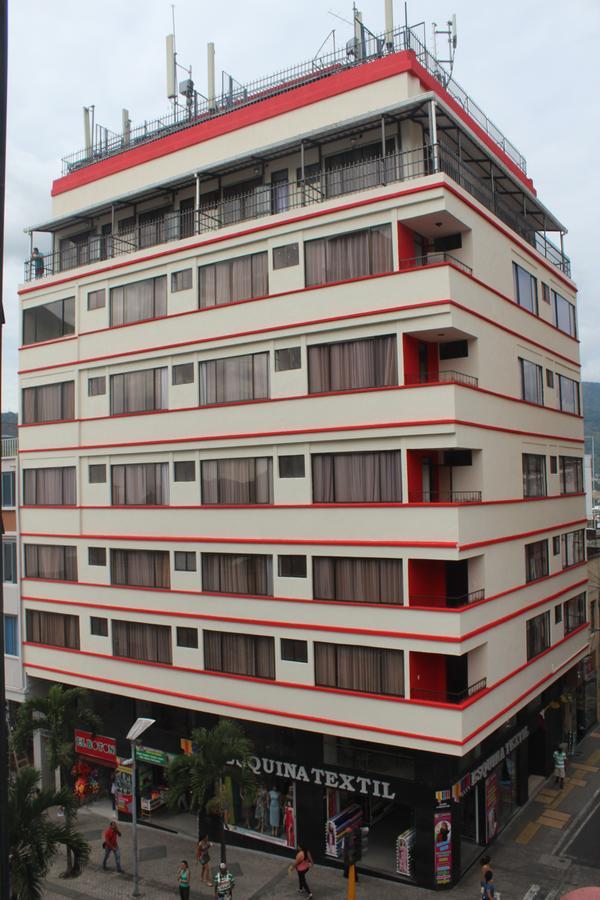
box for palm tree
[12,685,101,876]
[166,718,256,863]
[9,767,90,900]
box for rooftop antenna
[165,5,200,119]
[83,105,94,158]
[432,14,457,85]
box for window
[526,611,550,660]
[305,225,392,287]
[23,297,75,345]
[23,467,76,506]
[4,615,17,656]
[26,610,80,649]
[202,552,273,596]
[273,243,299,269]
[172,363,194,385]
[203,630,275,679]
[88,376,106,396]
[550,456,558,475]
[110,367,168,415]
[199,352,269,406]
[201,457,272,505]
[522,454,547,498]
[558,375,580,414]
[553,536,561,555]
[174,461,195,482]
[281,638,308,662]
[1,471,15,507]
[279,455,305,478]
[110,275,167,326]
[90,616,108,636]
[88,547,107,566]
[112,620,172,664]
[554,604,562,625]
[562,530,585,568]
[199,252,268,308]
[171,269,193,292]
[111,462,169,505]
[542,283,551,304]
[512,263,538,314]
[312,450,402,502]
[525,539,549,582]
[552,290,577,337]
[519,359,544,405]
[315,642,404,696]
[275,347,301,371]
[278,555,307,578]
[2,540,17,583]
[308,334,398,394]
[313,556,403,605]
[110,549,171,589]
[22,381,75,424]
[546,370,554,389]
[24,544,78,582]
[439,340,468,360]
[87,289,106,310]
[564,593,586,634]
[88,464,107,483]
[177,626,198,648]
[174,551,197,571]
[559,456,583,494]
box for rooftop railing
[60,23,526,177]
[25,143,570,282]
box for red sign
[74,729,117,765]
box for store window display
[223,776,296,847]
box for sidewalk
[43,727,600,899]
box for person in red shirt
[102,820,124,873]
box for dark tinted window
[174,461,195,482]
[275,347,301,371]
[278,555,307,578]
[281,638,308,662]
[279,455,305,478]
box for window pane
[112,619,172,664]
[522,454,547,498]
[177,626,198,648]
[201,457,272,505]
[172,363,194,385]
[559,456,583,494]
[111,462,169,505]
[553,291,577,337]
[2,541,17,583]
[23,467,76,505]
[308,335,397,393]
[174,461,195,482]
[278,555,307,578]
[88,376,106,396]
[23,298,76,345]
[87,290,106,310]
[315,642,404,696]
[4,615,18,655]
[22,381,75,424]
[88,547,107,566]
[174,551,196,571]
[275,347,302,372]
[109,276,167,326]
[171,269,193,292]
[312,450,402,502]
[526,611,550,659]
[279,455,305,478]
[201,552,273,596]
[1,472,15,507]
[24,543,78,581]
[90,616,108,636]
[198,252,268,308]
[203,630,275,679]
[281,638,308,662]
[26,609,80,649]
[273,243,299,270]
[305,224,392,287]
[89,464,107,483]
[512,263,538,314]
[520,359,543,405]
[110,549,171,588]
[525,540,549,582]
[558,375,580,414]
[110,367,168,415]
[199,352,269,405]
[313,556,403,604]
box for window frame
[519,358,544,406]
[22,297,76,346]
[280,638,308,662]
[512,262,538,315]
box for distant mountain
[1,411,17,438]
[583,383,600,473]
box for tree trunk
[60,765,77,877]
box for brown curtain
[26,609,80,649]
[199,352,269,405]
[203,630,275,679]
[24,543,78,581]
[201,457,272,504]
[22,381,74,424]
[308,335,397,394]
[110,549,171,588]
[312,450,402,502]
[201,552,273,596]
[525,540,548,581]
[522,455,546,498]
[23,467,76,505]
[560,457,583,493]
[199,252,268,308]
[314,642,404,696]
[112,619,172,663]
[304,224,392,288]
[313,556,402,604]
[110,275,167,326]
[111,463,169,505]
[110,367,168,415]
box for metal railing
[410,589,485,608]
[60,23,526,177]
[1,437,18,457]
[26,142,570,282]
[407,490,482,503]
[399,251,473,275]
[411,676,487,704]
[404,369,479,388]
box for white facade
[2,438,26,703]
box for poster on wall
[325,804,362,858]
[434,808,452,885]
[396,827,415,876]
[485,770,498,841]
[115,764,133,815]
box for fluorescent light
[126,717,156,741]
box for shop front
[73,729,118,803]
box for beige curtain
[111,463,169,505]
[199,252,268,308]
[201,457,272,504]
[23,467,76,505]
[110,367,168,415]
[24,543,78,581]
[308,335,397,394]
[304,224,392,288]
[201,552,273,596]
[112,619,172,664]
[203,630,275,679]
[110,549,171,588]
[22,382,74,424]
[313,556,402,604]
[199,352,269,405]
[312,450,402,502]
[110,275,167,326]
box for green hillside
[583,383,600,475]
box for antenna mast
[431,14,458,84]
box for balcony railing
[407,490,482,503]
[410,589,485,608]
[1,437,18,457]
[404,370,479,388]
[411,677,487,704]
[26,142,570,282]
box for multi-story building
[2,436,26,706]
[18,19,590,887]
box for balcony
[404,369,478,389]
[406,447,481,505]
[410,650,486,705]
[408,559,484,609]
[409,589,485,609]
[410,678,487,705]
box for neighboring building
[2,436,26,706]
[17,18,590,887]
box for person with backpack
[481,869,496,898]
[214,861,235,899]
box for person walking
[196,833,212,885]
[213,861,235,898]
[553,745,567,788]
[480,855,492,880]
[293,845,313,898]
[101,820,123,873]
[178,860,191,899]
[481,869,496,898]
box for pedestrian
[481,869,496,898]
[196,833,212,885]
[553,745,567,788]
[293,844,313,898]
[213,861,235,898]
[102,820,123,873]
[178,859,191,899]
[480,855,492,880]
[110,774,117,811]
[31,247,44,279]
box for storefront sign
[434,808,452,885]
[449,726,529,801]
[135,745,169,766]
[485,771,498,841]
[116,764,132,815]
[74,729,117,766]
[228,755,396,799]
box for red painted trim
[21,577,587,643]
[19,560,587,614]
[21,334,78,351]
[17,417,585,455]
[20,517,587,551]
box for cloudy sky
[3,0,599,411]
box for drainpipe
[428,99,439,172]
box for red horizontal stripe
[460,518,586,551]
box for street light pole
[125,717,155,899]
